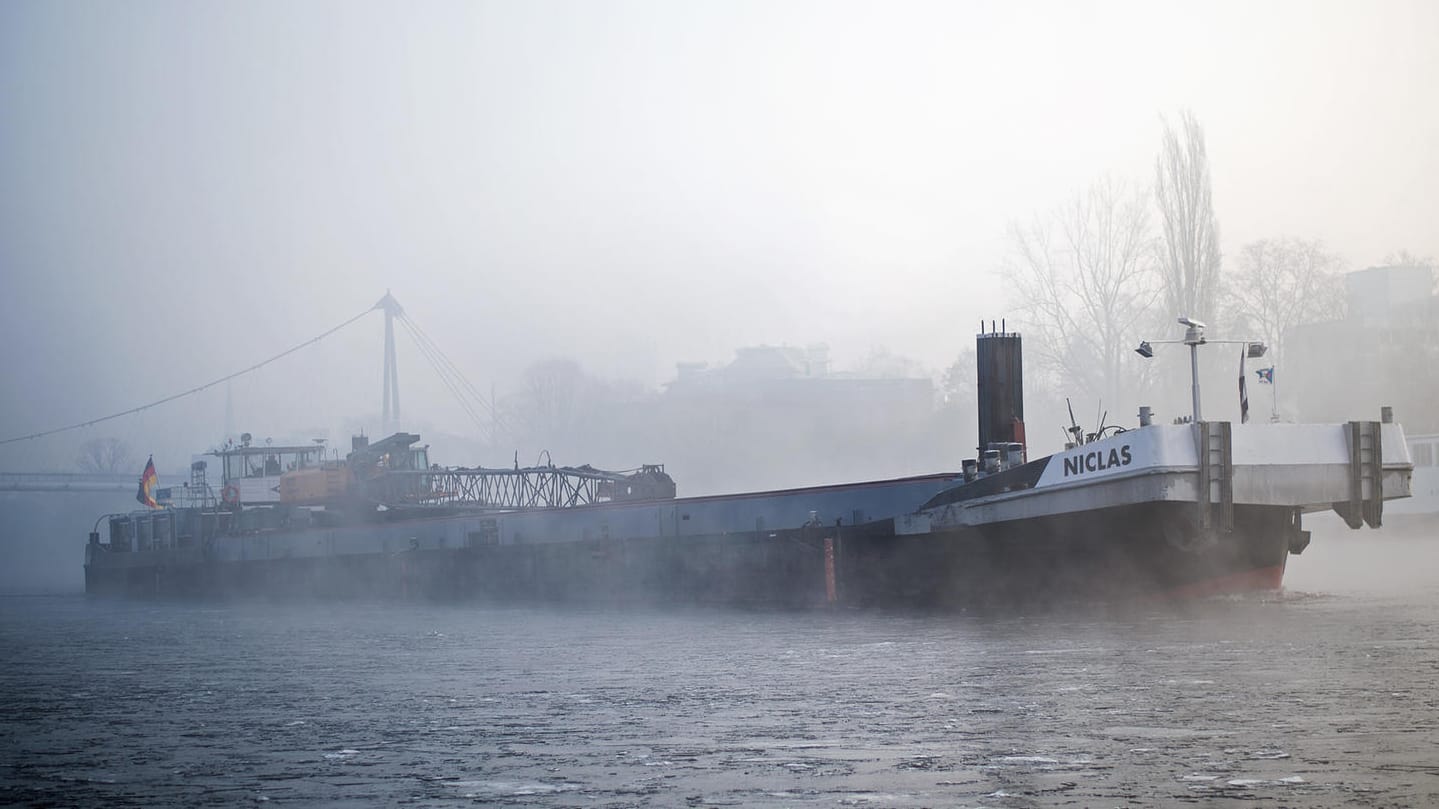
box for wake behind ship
[84,322,1414,607]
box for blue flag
[1255,367,1274,384]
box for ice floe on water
[838,792,912,805]
[1184,774,1309,789]
[1105,725,1217,739]
[993,755,1058,765]
[446,780,578,797]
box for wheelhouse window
[219,446,325,482]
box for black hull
[842,503,1294,607]
[85,502,1298,607]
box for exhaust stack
[976,322,1025,460]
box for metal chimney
[976,325,1025,456]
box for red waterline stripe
[1166,564,1287,599]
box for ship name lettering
[1062,444,1133,477]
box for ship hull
[84,502,1295,607]
[840,502,1293,607]
[84,420,1412,607]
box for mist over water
[4,523,1438,808]
[3,1,1438,805]
[1287,515,1439,597]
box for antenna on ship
[375,291,404,435]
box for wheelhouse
[208,435,329,505]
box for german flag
[136,456,159,509]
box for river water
[3,531,1438,808]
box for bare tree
[76,437,132,474]
[1383,249,1436,269]
[1383,249,1439,296]
[1007,176,1160,409]
[502,359,648,460]
[507,358,585,447]
[1228,237,1346,367]
[940,348,976,406]
[854,346,924,379]
[1155,111,1222,324]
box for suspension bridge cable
[0,307,377,447]
[395,316,492,437]
[398,313,490,412]
[405,319,512,440]
[401,318,513,443]
[394,317,474,425]
[397,312,512,437]
[406,315,512,437]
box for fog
[3,1,1438,580]
[1287,512,1439,596]
[2,0,1435,481]
[9,15,1439,809]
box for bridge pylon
[375,291,404,435]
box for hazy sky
[2,0,1435,467]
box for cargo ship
[83,323,1414,606]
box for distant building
[667,344,833,388]
[1343,265,1434,327]
[650,343,951,493]
[664,343,933,427]
[1287,264,1438,433]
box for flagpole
[1271,368,1279,422]
[1238,347,1249,424]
